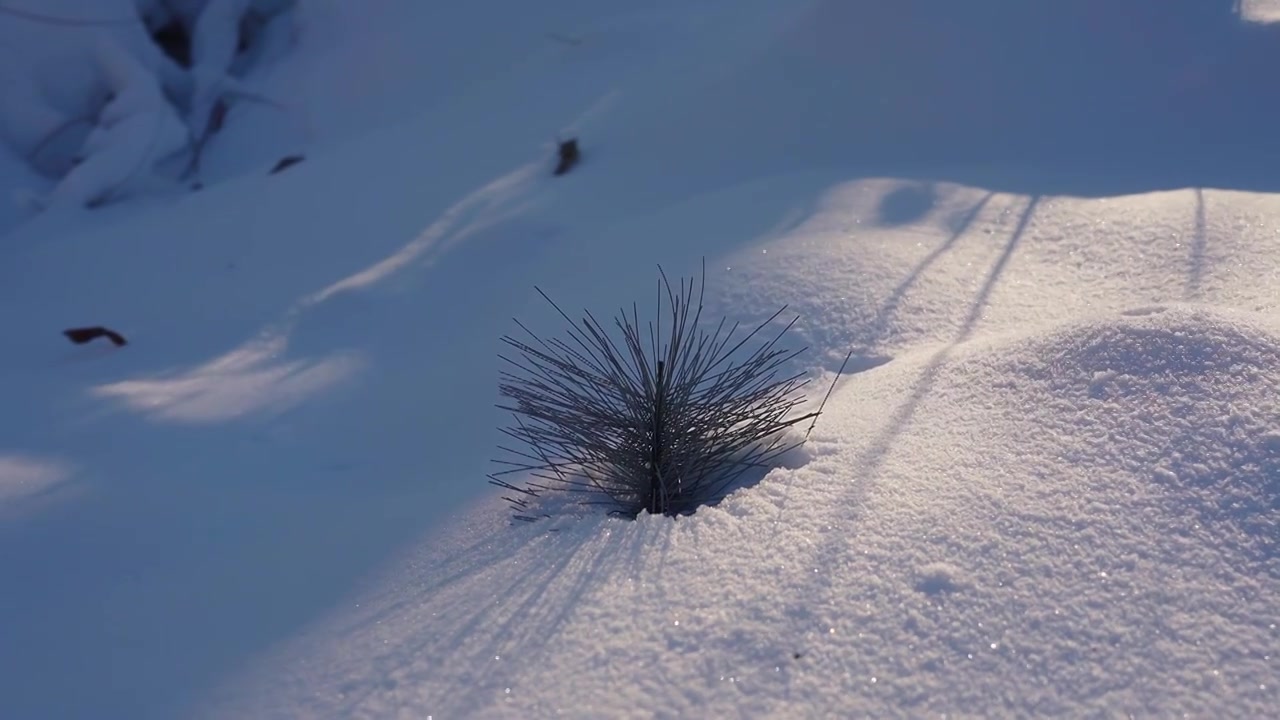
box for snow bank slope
[208,306,1279,718]
[2,0,1279,718]
[200,174,1280,717]
[201,172,1280,717]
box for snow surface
[1,0,1277,718]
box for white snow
[0,455,76,509]
[41,35,190,210]
[186,0,250,140]
[0,1,1276,718]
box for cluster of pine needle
[490,263,832,519]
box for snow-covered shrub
[0,0,294,211]
[490,264,822,519]
[41,35,190,210]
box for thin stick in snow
[806,349,854,439]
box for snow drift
[206,306,1279,718]
[1,0,1278,718]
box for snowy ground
[1,1,1276,718]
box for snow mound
[1007,306,1280,564]
[208,305,1279,718]
[714,182,1280,370]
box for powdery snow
[0,1,1277,718]
[200,189,1280,717]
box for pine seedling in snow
[490,262,832,519]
